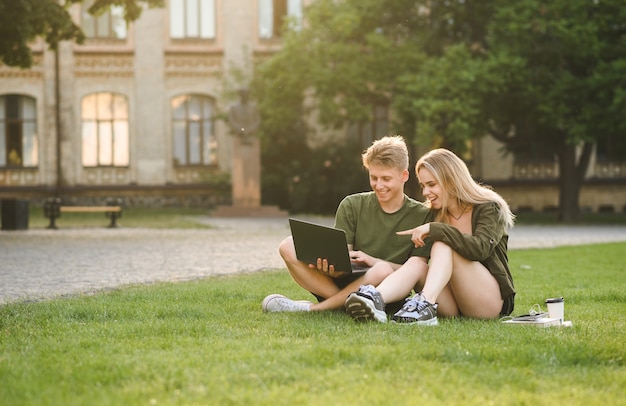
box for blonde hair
[362,135,409,171]
[416,148,515,229]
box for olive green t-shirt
[334,192,432,265]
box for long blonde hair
[416,148,515,229]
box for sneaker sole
[391,317,439,326]
[261,294,285,312]
[262,294,313,312]
[345,293,387,323]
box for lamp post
[54,46,62,198]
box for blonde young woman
[345,148,516,325]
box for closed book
[502,316,562,327]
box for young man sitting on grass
[262,135,432,317]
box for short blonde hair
[416,148,515,229]
[362,135,409,171]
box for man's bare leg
[278,236,395,311]
[278,237,342,299]
[309,262,394,311]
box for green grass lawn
[1,243,625,405]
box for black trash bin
[1,199,29,230]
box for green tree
[253,0,426,210]
[254,0,626,220]
[0,0,163,68]
[481,0,626,221]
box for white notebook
[502,316,562,327]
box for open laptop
[288,218,368,274]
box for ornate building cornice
[74,52,135,78]
[0,54,43,78]
[164,52,223,78]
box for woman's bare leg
[421,241,503,319]
[375,256,429,303]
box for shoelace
[358,285,379,299]
[403,296,428,312]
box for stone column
[212,0,285,217]
[232,136,261,207]
[133,7,166,184]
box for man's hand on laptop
[349,250,378,268]
[309,258,347,278]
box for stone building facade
[0,0,624,213]
[0,0,307,208]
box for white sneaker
[262,294,312,313]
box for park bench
[44,197,123,229]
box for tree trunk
[402,116,421,200]
[406,140,420,200]
[557,141,593,222]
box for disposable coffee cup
[545,297,564,323]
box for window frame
[596,134,626,163]
[347,104,389,150]
[81,0,128,40]
[81,92,130,168]
[0,94,38,169]
[169,0,217,41]
[258,0,303,40]
[171,94,218,167]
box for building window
[596,134,626,163]
[514,145,555,164]
[172,94,217,166]
[81,93,129,167]
[0,95,38,168]
[170,0,216,39]
[259,0,302,39]
[81,0,127,39]
[347,105,389,150]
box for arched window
[81,93,129,167]
[0,94,38,168]
[171,94,217,166]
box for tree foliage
[0,0,163,68]
[254,0,626,219]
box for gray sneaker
[262,294,312,312]
[345,285,387,323]
[391,293,438,326]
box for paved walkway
[1,216,626,304]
